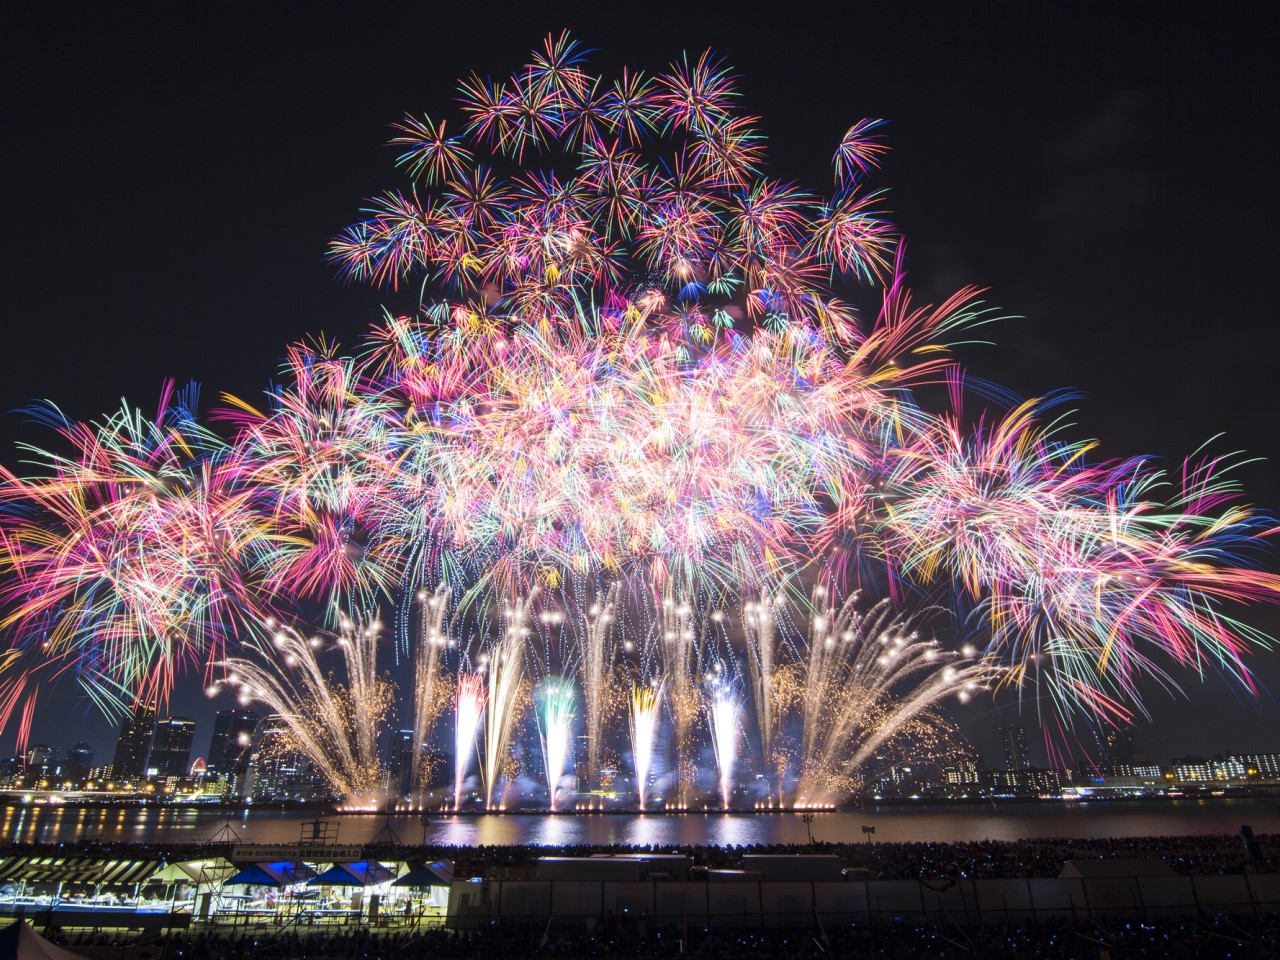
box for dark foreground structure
[447,852,1280,929]
[34,915,1280,959]
[5,832,1280,957]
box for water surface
[3,798,1277,847]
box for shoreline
[2,788,1279,814]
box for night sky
[3,2,1278,768]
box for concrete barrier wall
[653,884,706,926]
[812,881,869,925]
[493,880,550,918]
[705,881,758,927]
[448,873,1280,928]
[1138,877,1199,918]
[1190,875,1254,915]
[973,877,1035,920]
[1250,874,1280,905]
[1027,877,1086,919]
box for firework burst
[0,33,1274,772]
[218,612,393,801]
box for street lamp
[861,824,875,845]
[801,812,815,845]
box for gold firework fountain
[219,610,393,803]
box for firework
[880,407,1280,720]
[219,341,397,609]
[791,589,999,804]
[0,383,265,736]
[0,33,1274,771]
[409,585,452,798]
[656,593,705,805]
[628,680,664,809]
[577,586,617,787]
[535,676,577,810]
[453,673,485,808]
[742,589,786,798]
[218,613,393,801]
[481,601,528,808]
[706,678,741,809]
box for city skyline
[2,4,1279,766]
[13,706,1280,800]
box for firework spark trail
[742,589,786,798]
[706,680,741,809]
[657,592,702,805]
[219,342,399,610]
[410,585,452,798]
[880,407,1280,719]
[535,676,577,810]
[578,585,617,787]
[792,590,999,804]
[628,680,664,809]
[453,673,485,809]
[219,613,392,801]
[321,35,1278,722]
[481,597,530,808]
[361,314,938,597]
[319,34,984,601]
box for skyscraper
[25,744,56,776]
[205,709,258,776]
[64,741,94,775]
[147,716,197,777]
[112,704,156,780]
[248,715,325,802]
[1094,727,1136,776]
[1000,724,1031,772]
[387,729,416,798]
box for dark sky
[2,2,1278,767]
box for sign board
[232,844,365,862]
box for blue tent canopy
[307,862,394,887]
[391,860,454,888]
[224,862,316,887]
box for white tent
[0,921,88,960]
[152,859,237,884]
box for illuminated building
[1000,724,1031,772]
[111,704,156,780]
[147,716,197,777]
[205,709,258,776]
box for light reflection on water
[627,815,672,849]
[3,799,1278,847]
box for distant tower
[1000,724,1031,772]
[1094,727,1136,775]
[387,729,416,798]
[249,715,325,802]
[25,744,56,776]
[64,741,94,775]
[112,703,157,779]
[147,716,197,777]
[205,709,258,776]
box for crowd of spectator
[361,831,1280,879]
[43,913,1280,959]
[2,830,1277,882]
